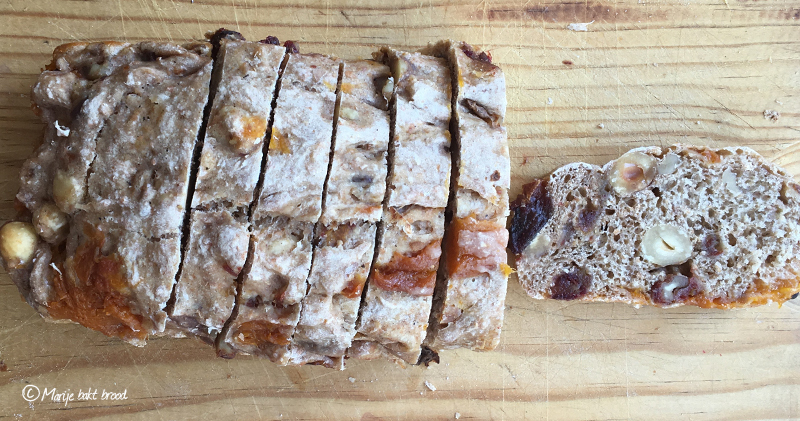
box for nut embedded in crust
[0,222,38,269]
[641,223,693,266]
[52,170,81,212]
[609,151,657,195]
[650,274,701,305]
[33,203,69,244]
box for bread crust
[287,59,390,368]
[513,144,800,309]
[192,39,285,208]
[10,42,212,344]
[254,53,340,222]
[219,52,341,363]
[424,41,511,352]
[170,209,249,341]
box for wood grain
[1,0,799,419]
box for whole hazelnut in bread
[510,144,800,308]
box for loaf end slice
[511,145,800,308]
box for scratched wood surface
[1,0,799,419]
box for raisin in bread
[510,144,800,308]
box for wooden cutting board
[1,0,799,419]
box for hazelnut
[339,107,359,121]
[781,182,800,203]
[609,151,657,195]
[0,222,38,269]
[33,203,69,244]
[268,237,297,255]
[657,152,681,175]
[392,57,408,80]
[220,105,266,155]
[641,223,693,266]
[525,232,551,257]
[650,274,700,305]
[54,120,70,137]
[52,170,81,212]
[381,77,395,102]
[722,169,742,196]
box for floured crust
[425,41,511,352]
[288,222,376,368]
[12,41,212,344]
[255,53,340,222]
[385,49,452,209]
[353,206,445,364]
[286,60,391,368]
[513,144,800,309]
[39,212,182,345]
[321,60,391,225]
[192,39,285,209]
[220,218,313,362]
[86,57,211,238]
[350,48,451,364]
[170,210,249,341]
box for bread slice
[5,41,213,345]
[287,59,391,368]
[218,51,341,363]
[169,209,249,342]
[192,36,285,209]
[169,33,285,341]
[289,222,377,368]
[254,53,341,223]
[422,41,511,353]
[351,48,451,365]
[220,217,314,360]
[511,145,800,308]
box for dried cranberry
[260,36,280,45]
[461,44,492,64]
[209,28,245,58]
[549,269,591,300]
[703,234,723,256]
[577,200,599,233]
[284,40,299,54]
[462,98,499,128]
[245,295,263,308]
[509,179,553,254]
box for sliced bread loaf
[511,145,800,308]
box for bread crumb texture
[514,144,800,308]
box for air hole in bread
[411,220,433,235]
[765,254,777,265]
[578,187,588,197]
[623,198,636,207]
[727,233,737,246]
[605,208,615,216]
